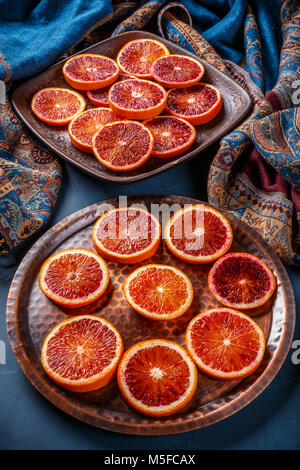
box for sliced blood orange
[117,39,169,78]
[164,204,233,264]
[41,315,123,392]
[91,120,153,172]
[208,252,277,310]
[108,79,167,120]
[86,73,136,107]
[39,248,109,308]
[31,87,86,126]
[165,83,222,125]
[117,339,197,416]
[63,54,119,91]
[151,54,205,88]
[186,308,266,380]
[92,207,161,264]
[143,116,196,158]
[123,264,193,320]
[68,107,122,153]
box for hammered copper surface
[6,196,295,435]
[11,31,251,184]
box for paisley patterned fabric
[251,108,300,190]
[207,1,300,265]
[0,98,62,256]
[113,0,165,36]
[113,0,300,265]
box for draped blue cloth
[0,0,113,81]
[181,0,282,92]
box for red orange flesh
[92,207,161,263]
[108,79,167,120]
[41,315,123,392]
[31,87,86,126]
[165,83,222,125]
[151,54,205,88]
[117,39,169,78]
[117,339,197,416]
[164,204,233,264]
[39,248,109,307]
[63,54,119,91]
[68,107,122,153]
[208,252,277,309]
[143,115,196,158]
[186,308,266,380]
[86,73,137,107]
[91,120,153,172]
[123,264,194,320]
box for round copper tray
[6,195,295,435]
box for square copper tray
[11,31,252,184]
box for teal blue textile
[0,0,113,81]
[181,0,282,91]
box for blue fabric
[180,0,282,92]
[0,0,113,81]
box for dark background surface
[0,153,299,450]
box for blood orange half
[165,83,222,125]
[41,315,123,392]
[208,252,277,310]
[117,339,197,416]
[164,204,233,264]
[108,79,167,120]
[92,207,161,264]
[117,38,169,78]
[39,248,109,307]
[31,87,86,126]
[151,54,205,88]
[143,116,196,158]
[123,264,193,320]
[86,73,136,107]
[63,54,119,91]
[68,107,122,153]
[186,308,266,380]
[91,120,153,172]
